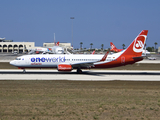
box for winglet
[99,51,109,62]
[92,50,95,55]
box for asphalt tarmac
[0,69,160,81]
[0,53,160,81]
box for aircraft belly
[18,62,57,68]
[31,62,57,68]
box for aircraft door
[121,56,125,64]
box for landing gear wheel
[23,69,26,73]
[77,69,82,73]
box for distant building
[0,42,35,53]
[0,37,72,53]
[43,42,72,49]
[158,47,160,53]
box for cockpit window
[15,58,21,60]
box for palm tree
[154,42,158,52]
[80,42,83,49]
[90,43,93,49]
[101,44,104,50]
[122,44,125,49]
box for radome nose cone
[10,61,14,65]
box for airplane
[110,42,124,52]
[0,37,5,42]
[36,48,52,54]
[10,30,148,73]
[28,42,64,54]
[110,42,150,56]
[0,37,5,40]
[28,47,52,54]
[51,42,64,54]
[142,49,150,56]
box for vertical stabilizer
[56,42,59,46]
[122,30,148,57]
[110,42,117,50]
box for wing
[71,51,109,68]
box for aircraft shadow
[0,71,160,76]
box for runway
[0,69,160,81]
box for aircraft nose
[10,60,15,65]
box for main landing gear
[23,69,26,73]
[77,69,82,73]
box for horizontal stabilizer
[132,56,144,60]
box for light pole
[70,17,74,47]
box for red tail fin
[122,30,148,57]
[56,42,59,46]
[110,42,117,50]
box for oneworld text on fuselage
[31,56,65,63]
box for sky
[0,0,160,49]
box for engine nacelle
[57,64,72,71]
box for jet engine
[57,64,72,71]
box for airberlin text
[31,57,65,63]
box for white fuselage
[10,52,122,68]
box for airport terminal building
[0,38,72,53]
[0,39,35,53]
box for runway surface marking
[0,69,160,81]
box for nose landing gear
[23,69,26,73]
[18,67,26,73]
